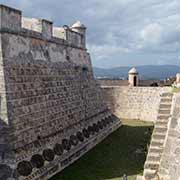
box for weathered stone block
[0,4,21,30]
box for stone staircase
[143,92,173,180]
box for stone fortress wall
[101,86,171,122]
[100,80,180,180]
[0,5,121,180]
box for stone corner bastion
[0,4,121,180]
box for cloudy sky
[2,0,180,68]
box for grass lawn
[51,119,153,180]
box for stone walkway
[143,93,173,180]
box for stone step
[149,147,163,154]
[153,127,167,134]
[149,148,163,155]
[144,162,160,170]
[154,119,169,127]
[158,109,171,114]
[153,132,166,137]
[159,104,171,109]
[151,138,164,144]
[144,169,157,180]
[157,115,170,120]
[152,134,166,140]
[161,98,172,103]
[144,169,157,174]
[158,111,170,117]
[159,108,171,113]
[156,120,169,125]
[154,126,167,131]
[156,121,168,126]
[161,97,173,101]
[155,124,168,130]
[147,155,161,162]
[150,140,164,147]
[161,93,173,97]
[147,151,161,157]
[161,98,173,102]
[153,131,166,137]
[154,126,167,130]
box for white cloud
[88,44,130,61]
[2,0,180,67]
[141,23,162,43]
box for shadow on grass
[51,120,153,180]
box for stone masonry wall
[159,93,180,180]
[97,79,129,86]
[101,86,171,122]
[0,5,121,180]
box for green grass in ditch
[51,119,153,180]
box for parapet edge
[0,4,86,49]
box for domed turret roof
[128,67,138,74]
[71,21,86,28]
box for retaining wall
[101,86,171,122]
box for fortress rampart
[101,84,180,180]
[101,86,171,122]
[0,5,121,180]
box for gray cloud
[2,0,180,67]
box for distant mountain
[93,65,180,80]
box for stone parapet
[0,5,86,49]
